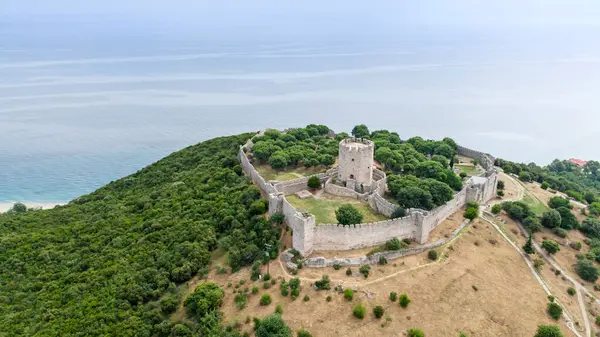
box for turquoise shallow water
[1,20,600,203]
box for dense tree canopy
[0,133,280,336]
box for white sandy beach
[0,202,65,214]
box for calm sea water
[1,19,600,203]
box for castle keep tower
[337,138,374,192]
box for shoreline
[0,201,66,214]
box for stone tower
[337,138,374,192]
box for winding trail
[492,172,591,337]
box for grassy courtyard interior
[286,192,388,224]
[455,164,482,177]
[255,164,328,182]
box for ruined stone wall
[323,177,368,200]
[274,174,329,195]
[238,147,276,195]
[368,191,397,217]
[311,214,419,251]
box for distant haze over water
[1,3,600,202]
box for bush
[373,305,385,318]
[460,172,467,179]
[569,241,582,250]
[336,204,364,226]
[269,212,285,224]
[534,325,563,337]
[385,238,406,251]
[407,328,425,337]
[263,282,272,290]
[297,329,313,337]
[344,288,354,301]
[326,295,332,302]
[255,314,292,337]
[464,206,479,220]
[541,240,560,254]
[315,275,331,290]
[497,190,504,198]
[541,182,550,190]
[524,216,542,233]
[491,204,502,214]
[399,294,411,308]
[307,176,321,189]
[389,292,398,302]
[159,294,179,314]
[549,197,571,209]
[333,264,341,270]
[379,256,388,265]
[346,268,353,276]
[352,304,366,319]
[567,287,576,296]
[391,207,407,218]
[541,210,562,229]
[359,265,371,278]
[497,180,505,190]
[547,302,562,320]
[260,293,272,306]
[553,228,568,238]
[303,295,310,302]
[575,260,599,282]
[428,250,438,261]
[235,293,248,310]
[183,282,225,319]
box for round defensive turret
[337,138,374,192]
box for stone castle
[239,133,498,257]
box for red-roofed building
[569,158,588,167]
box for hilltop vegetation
[0,133,280,336]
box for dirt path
[496,173,591,337]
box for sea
[1,15,600,203]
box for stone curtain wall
[368,191,397,217]
[457,145,495,171]
[418,188,468,242]
[274,174,329,195]
[312,215,419,251]
[457,145,498,202]
[238,147,276,195]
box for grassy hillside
[0,133,281,336]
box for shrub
[263,273,271,281]
[541,240,560,254]
[346,268,353,276]
[263,282,271,290]
[260,293,272,306]
[183,282,225,319]
[159,294,179,314]
[541,182,550,190]
[497,190,504,198]
[497,180,505,190]
[459,333,469,337]
[385,238,405,251]
[280,281,289,296]
[596,316,600,326]
[491,204,502,214]
[373,305,385,318]
[407,328,425,337]
[566,241,580,250]
[297,329,313,337]
[391,207,407,218]
[326,295,332,302]
[255,314,292,337]
[399,294,411,308]
[269,212,285,224]
[575,260,599,282]
[464,207,478,220]
[534,325,563,337]
[534,258,545,271]
[553,228,568,238]
[428,250,438,261]
[344,288,354,301]
[460,172,467,179]
[333,264,341,270]
[549,197,571,210]
[541,210,562,229]
[307,176,321,189]
[359,265,371,278]
[352,304,366,319]
[523,235,534,254]
[303,295,310,302]
[389,292,398,302]
[547,302,562,320]
[567,287,576,296]
[315,275,331,290]
[379,256,388,265]
[291,288,300,300]
[336,204,364,226]
[235,293,248,310]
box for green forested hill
[0,133,280,336]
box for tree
[269,212,285,224]
[584,192,596,204]
[575,260,599,282]
[555,207,578,229]
[541,240,560,254]
[548,197,571,209]
[335,204,364,226]
[491,204,502,214]
[353,304,366,319]
[351,125,370,138]
[581,217,600,239]
[297,329,313,337]
[260,293,272,306]
[184,282,224,319]
[396,186,434,210]
[442,137,458,150]
[255,314,292,337]
[10,202,27,213]
[519,171,532,182]
[524,216,542,233]
[464,207,478,220]
[534,325,563,337]
[269,153,290,169]
[319,154,335,167]
[434,143,455,160]
[399,294,411,308]
[314,275,330,290]
[415,161,445,179]
[252,141,281,161]
[497,180,505,190]
[547,302,562,320]
[344,288,354,301]
[428,250,438,260]
[307,176,321,189]
[431,154,449,167]
[373,305,385,318]
[541,182,550,190]
[541,210,561,229]
[391,207,407,219]
[523,235,534,254]
[408,328,425,337]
